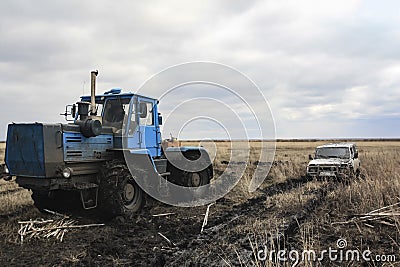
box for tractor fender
[164,146,213,178]
[124,149,157,173]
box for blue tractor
[3,71,213,217]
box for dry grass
[183,140,324,200]
[185,140,400,265]
[0,140,399,265]
[184,140,400,202]
[0,142,5,164]
[0,179,32,215]
[325,142,400,218]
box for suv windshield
[315,147,350,159]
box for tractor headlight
[4,165,9,174]
[62,167,72,178]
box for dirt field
[0,140,399,266]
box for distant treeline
[276,138,400,142]
[183,138,400,142]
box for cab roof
[80,88,158,104]
[317,142,356,149]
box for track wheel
[98,160,144,218]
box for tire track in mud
[206,176,343,239]
[278,181,335,242]
[276,177,358,245]
[166,176,347,266]
[204,175,312,232]
[164,176,315,266]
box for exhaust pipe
[74,70,102,138]
[90,70,98,115]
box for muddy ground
[1,173,398,266]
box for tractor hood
[308,158,350,166]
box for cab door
[125,96,160,157]
[126,96,140,150]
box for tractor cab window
[95,103,103,117]
[102,99,129,129]
[139,101,154,126]
[128,103,137,135]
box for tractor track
[204,175,312,232]
[276,181,336,243]
[165,176,346,266]
[163,176,316,265]
[207,176,343,241]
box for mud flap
[124,150,167,194]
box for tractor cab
[72,89,162,158]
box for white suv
[307,143,361,179]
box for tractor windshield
[102,98,130,129]
[315,147,350,159]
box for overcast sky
[0,0,399,140]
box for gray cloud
[0,0,399,140]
